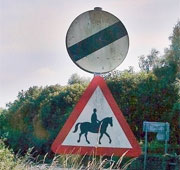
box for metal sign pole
[144,126,148,170]
[164,123,168,154]
[94,72,101,77]
[165,138,168,154]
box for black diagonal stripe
[67,21,128,62]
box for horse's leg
[77,132,82,143]
[99,133,103,144]
[84,132,90,144]
[105,132,112,144]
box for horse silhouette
[73,117,113,144]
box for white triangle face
[62,86,132,148]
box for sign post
[51,7,141,157]
[143,126,148,170]
[143,121,170,170]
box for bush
[106,70,179,144]
[0,84,87,155]
[0,139,16,170]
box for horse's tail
[73,123,81,133]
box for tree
[168,20,180,81]
[166,21,180,144]
[68,73,90,85]
[0,108,4,114]
[138,49,160,72]
[153,21,180,144]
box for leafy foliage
[138,49,161,72]
[0,84,87,154]
[105,70,178,143]
[68,73,90,85]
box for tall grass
[36,151,136,170]
[0,139,135,170]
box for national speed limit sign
[66,8,129,74]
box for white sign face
[62,86,132,148]
[66,9,129,73]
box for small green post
[144,127,148,170]
[164,122,169,154]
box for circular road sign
[66,7,129,74]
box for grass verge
[0,139,135,170]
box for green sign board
[143,121,170,170]
[143,121,170,141]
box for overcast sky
[0,0,179,108]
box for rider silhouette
[91,108,100,131]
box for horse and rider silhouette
[73,108,113,144]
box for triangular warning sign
[51,76,141,157]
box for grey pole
[164,123,169,154]
[144,126,148,170]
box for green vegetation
[0,139,16,170]
[0,83,87,154]
[0,139,37,170]
[0,21,179,169]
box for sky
[0,0,179,108]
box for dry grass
[1,138,136,170]
[0,137,136,170]
[25,150,135,170]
